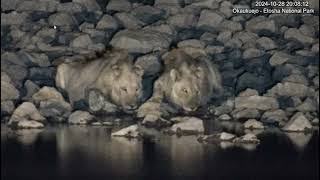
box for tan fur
[138,49,222,117]
[56,50,144,110]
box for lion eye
[183,88,188,94]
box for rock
[220,132,236,141]
[235,95,279,111]
[8,102,46,126]
[16,0,58,12]
[236,72,272,94]
[143,24,177,37]
[111,124,140,138]
[110,29,171,54]
[39,100,72,123]
[283,74,309,86]
[213,99,234,116]
[238,89,259,97]
[232,108,260,120]
[87,89,119,114]
[70,34,93,49]
[312,118,319,126]
[142,114,172,128]
[205,45,225,55]
[135,54,162,76]
[17,120,44,129]
[269,52,292,66]
[217,31,232,44]
[190,0,220,9]
[22,80,40,101]
[32,86,65,105]
[68,111,95,125]
[177,39,205,49]
[168,13,198,29]
[219,20,243,32]
[106,0,132,12]
[170,116,204,134]
[29,67,55,82]
[131,5,165,24]
[1,72,20,101]
[233,31,259,44]
[242,48,264,59]
[114,12,145,30]
[299,24,316,37]
[244,119,264,129]
[233,133,260,144]
[246,16,276,34]
[197,10,224,32]
[256,37,277,50]
[284,28,314,45]
[57,2,86,13]
[296,98,318,112]
[1,101,15,117]
[217,114,232,121]
[48,12,78,28]
[1,12,29,25]
[155,0,183,6]
[1,0,19,11]
[19,52,51,67]
[282,112,312,132]
[96,15,119,32]
[73,0,101,11]
[261,109,288,126]
[311,43,319,54]
[266,82,314,97]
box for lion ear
[134,65,144,77]
[111,64,120,77]
[170,69,180,82]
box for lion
[137,49,222,123]
[55,50,144,112]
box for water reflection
[285,132,313,151]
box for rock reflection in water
[285,132,313,151]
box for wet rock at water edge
[8,102,46,129]
[39,100,72,123]
[111,124,140,138]
[1,101,15,118]
[244,119,264,129]
[68,111,95,125]
[235,95,279,111]
[233,133,260,144]
[1,72,20,102]
[141,114,172,128]
[282,112,313,132]
[32,86,65,105]
[168,116,204,135]
[87,89,119,114]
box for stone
[282,112,312,132]
[283,74,309,86]
[8,102,46,126]
[244,119,264,129]
[284,28,314,45]
[106,0,132,12]
[311,43,319,54]
[220,132,236,141]
[143,24,177,37]
[57,2,86,13]
[197,10,224,32]
[132,5,165,24]
[39,100,72,123]
[135,54,162,76]
[233,31,259,44]
[1,101,15,117]
[111,124,140,138]
[266,82,314,97]
[233,133,260,144]
[235,95,279,111]
[114,12,145,30]
[22,80,40,101]
[238,89,259,97]
[170,116,204,134]
[190,0,221,9]
[246,16,276,34]
[299,24,316,37]
[269,52,293,66]
[110,29,171,54]
[205,46,225,55]
[1,0,19,11]
[296,98,317,112]
[29,67,55,81]
[256,37,277,50]
[177,39,205,49]
[217,31,232,44]
[96,15,119,32]
[219,20,243,32]
[73,0,101,11]
[155,0,183,6]
[168,13,198,29]
[70,34,93,49]
[217,114,232,121]
[48,12,78,27]
[236,72,273,94]
[18,52,51,67]
[213,99,234,116]
[87,89,119,114]
[32,86,65,105]
[232,108,260,120]
[142,114,172,128]
[1,72,20,101]
[242,48,264,59]
[1,12,29,25]
[68,111,95,125]
[261,109,288,126]
[16,0,58,12]
[17,120,44,129]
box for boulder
[168,13,198,29]
[114,12,145,30]
[32,86,65,105]
[110,29,171,53]
[8,102,45,126]
[233,133,260,144]
[22,80,40,101]
[242,48,264,59]
[244,119,264,129]
[282,112,312,132]
[220,132,236,141]
[232,108,260,120]
[1,101,15,117]
[70,34,93,49]
[131,5,165,24]
[266,82,314,97]
[111,124,140,138]
[16,0,58,12]
[246,16,276,34]
[106,0,132,12]
[170,116,204,135]
[16,120,44,129]
[1,12,29,25]
[48,12,78,27]
[238,89,259,97]
[73,0,101,11]
[261,109,288,126]
[296,98,318,112]
[1,72,20,101]
[68,111,95,125]
[256,37,277,50]
[39,100,72,123]
[135,54,162,76]
[284,28,314,45]
[235,95,279,111]
[197,10,224,32]
[96,14,119,32]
